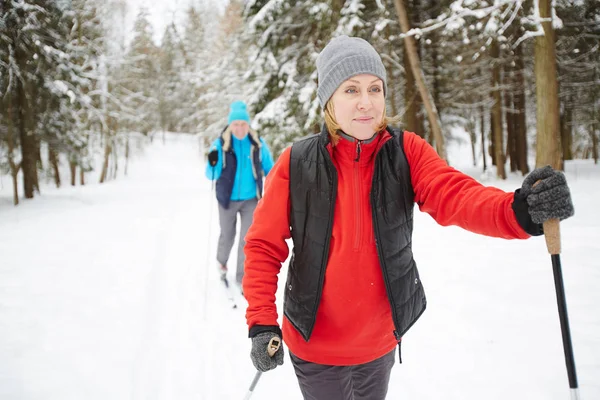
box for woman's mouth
[354,117,373,124]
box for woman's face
[330,74,385,141]
[230,120,249,139]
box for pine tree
[0,0,87,201]
[121,7,160,136]
[157,23,180,133]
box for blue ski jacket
[206,130,274,208]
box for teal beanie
[227,101,251,125]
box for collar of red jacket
[332,129,392,165]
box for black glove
[208,150,219,167]
[250,329,284,372]
[516,165,574,226]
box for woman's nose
[358,92,372,110]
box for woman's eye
[345,88,357,94]
[370,86,382,93]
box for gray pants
[290,349,396,400]
[216,198,258,285]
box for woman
[206,101,274,290]
[242,36,574,400]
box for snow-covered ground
[1,132,598,400]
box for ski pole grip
[543,218,561,255]
[533,180,561,255]
[267,336,281,357]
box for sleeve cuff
[248,325,282,339]
[512,189,543,236]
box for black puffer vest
[285,126,427,342]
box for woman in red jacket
[242,35,574,400]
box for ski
[220,273,238,309]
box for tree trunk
[80,167,85,186]
[32,140,41,193]
[560,99,573,161]
[503,60,517,172]
[480,106,487,172]
[431,31,442,133]
[401,0,424,138]
[124,136,130,176]
[403,45,424,137]
[6,97,20,205]
[393,0,446,159]
[49,147,61,188]
[111,144,119,180]
[592,69,598,164]
[16,79,37,198]
[504,90,518,172]
[69,160,77,186]
[513,44,529,175]
[490,110,496,166]
[99,139,111,183]
[490,39,506,179]
[469,116,476,166]
[592,128,599,165]
[535,0,561,169]
[100,117,115,184]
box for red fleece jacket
[242,130,529,366]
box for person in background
[242,35,574,400]
[206,101,274,291]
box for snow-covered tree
[0,0,95,201]
[121,7,160,136]
[40,0,105,187]
[243,0,339,155]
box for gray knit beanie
[316,35,387,109]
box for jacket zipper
[237,139,242,201]
[354,140,362,250]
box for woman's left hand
[520,165,575,224]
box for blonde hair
[324,101,398,146]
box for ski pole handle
[267,336,281,357]
[533,180,561,255]
[542,219,561,255]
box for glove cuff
[512,189,543,236]
[249,324,282,339]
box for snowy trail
[1,132,598,400]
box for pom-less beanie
[316,35,387,109]
[228,101,251,125]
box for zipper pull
[354,140,362,162]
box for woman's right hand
[208,150,219,166]
[250,331,284,372]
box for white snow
[1,132,599,400]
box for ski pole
[243,336,281,400]
[202,167,216,320]
[540,217,580,400]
